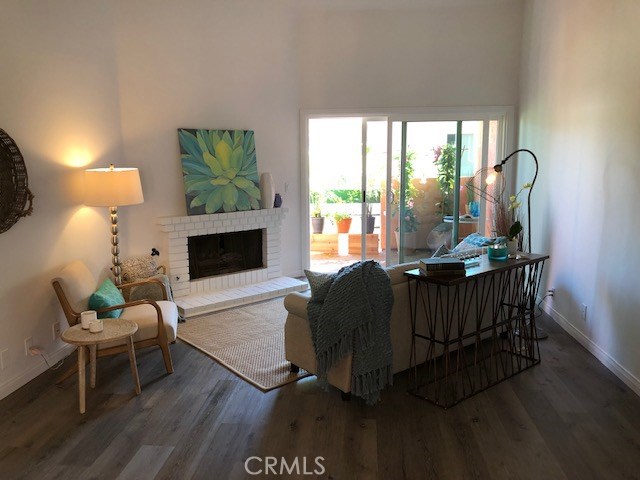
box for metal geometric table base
[407,258,547,408]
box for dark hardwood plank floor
[1,313,640,480]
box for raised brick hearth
[158,208,307,317]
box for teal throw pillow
[304,270,335,303]
[88,278,125,319]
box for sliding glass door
[304,109,511,272]
[388,119,496,265]
[307,117,387,272]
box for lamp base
[110,206,122,286]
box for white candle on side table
[80,310,97,330]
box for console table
[405,253,549,408]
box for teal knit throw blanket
[307,261,394,405]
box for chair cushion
[120,300,178,342]
[88,278,125,319]
[129,274,173,302]
[52,260,98,314]
[98,300,178,350]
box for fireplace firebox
[188,229,263,280]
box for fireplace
[188,229,264,280]
[158,208,288,298]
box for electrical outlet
[548,287,556,296]
[24,337,33,356]
[0,349,8,370]
[52,322,61,341]
[581,303,588,321]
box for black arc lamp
[493,148,538,254]
[494,149,547,340]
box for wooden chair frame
[52,277,174,383]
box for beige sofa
[284,262,426,395]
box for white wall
[519,0,640,391]
[0,0,525,400]
[112,0,301,272]
[298,2,524,108]
[0,0,123,398]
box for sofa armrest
[284,291,311,319]
[385,262,419,285]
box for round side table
[61,319,140,414]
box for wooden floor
[2,313,640,480]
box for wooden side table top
[62,319,138,346]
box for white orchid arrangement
[495,182,532,241]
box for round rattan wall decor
[0,129,34,234]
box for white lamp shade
[84,167,144,207]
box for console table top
[404,253,549,286]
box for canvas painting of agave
[178,129,261,215]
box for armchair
[52,260,178,377]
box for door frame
[300,106,515,271]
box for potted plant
[366,204,376,234]
[389,151,422,251]
[494,182,531,254]
[310,191,325,234]
[433,144,457,217]
[393,198,420,251]
[333,212,352,234]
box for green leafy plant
[324,189,361,203]
[394,198,419,233]
[508,221,523,241]
[179,129,260,213]
[310,191,323,217]
[389,151,421,233]
[506,182,531,240]
[333,212,352,223]
[494,182,532,240]
[391,151,419,205]
[433,144,457,216]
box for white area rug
[177,297,310,391]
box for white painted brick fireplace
[158,208,307,317]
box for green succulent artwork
[178,128,261,214]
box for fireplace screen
[188,229,263,280]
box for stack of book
[419,257,466,277]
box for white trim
[300,111,311,271]
[479,119,491,235]
[0,344,74,401]
[302,105,515,120]
[542,300,640,397]
[361,119,367,255]
[385,120,393,267]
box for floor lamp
[84,164,144,285]
[493,149,547,339]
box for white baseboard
[542,300,640,397]
[0,344,75,401]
